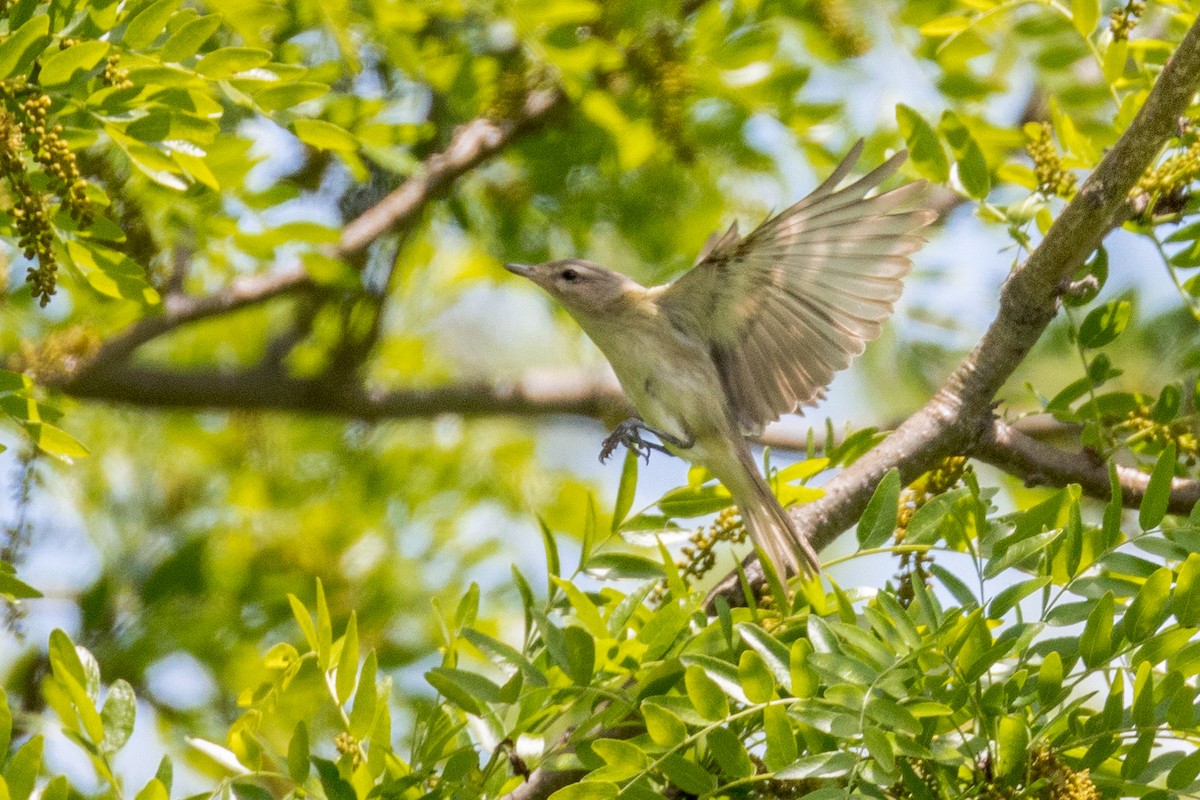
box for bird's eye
[560,268,579,282]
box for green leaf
[66,239,160,304]
[612,448,638,533]
[1168,749,1200,790]
[455,582,479,629]
[461,628,546,687]
[987,576,1051,619]
[124,0,179,49]
[537,519,560,582]
[0,691,10,761]
[312,759,355,800]
[764,704,797,771]
[1122,731,1154,780]
[707,725,754,779]
[1071,0,1100,36]
[39,41,110,86]
[293,119,358,153]
[41,777,68,800]
[0,570,41,600]
[591,739,648,781]
[1168,683,1195,729]
[864,727,895,774]
[857,468,900,548]
[1140,443,1176,530]
[4,736,42,800]
[1102,462,1123,545]
[348,649,377,737]
[161,14,222,62]
[335,611,358,703]
[1150,383,1182,424]
[1124,567,1172,643]
[865,696,921,737]
[287,594,318,653]
[24,422,88,462]
[195,47,273,78]
[424,669,481,716]
[643,702,687,747]
[1174,553,1200,626]
[48,630,88,690]
[931,564,977,607]
[685,664,728,720]
[1133,626,1194,667]
[100,679,137,755]
[735,622,792,692]
[995,715,1028,784]
[738,650,775,703]
[896,104,949,183]
[1078,300,1132,348]
[255,82,330,112]
[0,16,50,80]
[655,483,732,517]
[287,721,310,784]
[775,751,858,779]
[583,552,664,580]
[315,578,332,669]
[939,111,990,199]
[1037,651,1062,708]
[1080,592,1115,668]
[547,783,618,800]
[659,753,717,796]
[132,779,168,800]
[560,625,595,685]
[919,15,971,36]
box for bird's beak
[504,262,533,277]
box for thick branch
[74,89,565,378]
[707,18,1200,607]
[60,366,630,422]
[976,420,1200,514]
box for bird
[505,141,936,580]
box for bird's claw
[599,419,666,464]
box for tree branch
[72,88,565,378]
[65,353,1184,520]
[706,17,1200,607]
[975,419,1200,514]
[60,365,630,421]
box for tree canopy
[5,1,1200,799]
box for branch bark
[975,420,1200,515]
[60,366,631,421]
[705,16,1200,607]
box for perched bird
[506,141,935,579]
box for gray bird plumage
[506,141,936,580]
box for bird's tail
[720,439,821,580]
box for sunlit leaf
[857,468,900,548]
[39,41,110,86]
[1140,443,1176,530]
[0,16,50,80]
[124,0,179,49]
[896,104,949,182]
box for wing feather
[659,141,936,431]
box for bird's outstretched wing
[656,140,936,433]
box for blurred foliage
[3,0,1200,798]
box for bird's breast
[580,311,731,443]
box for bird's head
[504,259,637,318]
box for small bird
[506,141,935,579]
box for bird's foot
[599,419,672,464]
